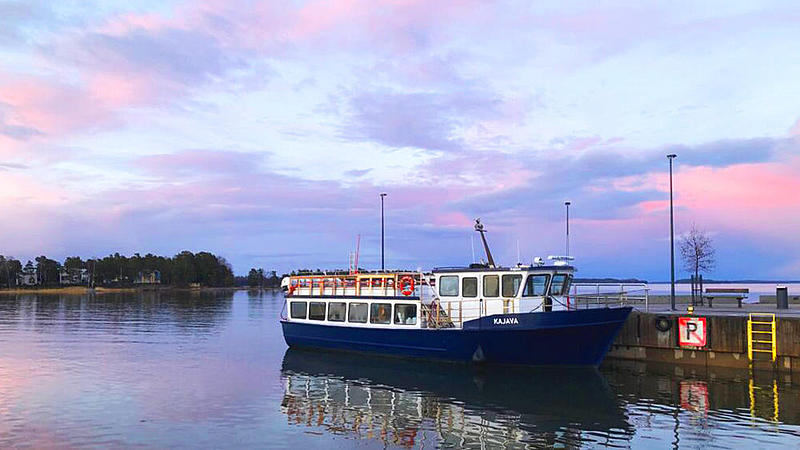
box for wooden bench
[704,288,749,308]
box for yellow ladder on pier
[747,313,776,362]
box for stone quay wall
[608,310,800,373]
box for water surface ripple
[0,291,798,448]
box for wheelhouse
[431,265,574,326]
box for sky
[1,0,799,280]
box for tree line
[241,269,282,288]
[0,251,235,288]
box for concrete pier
[608,309,800,375]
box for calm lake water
[0,290,799,448]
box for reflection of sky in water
[0,290,797,448]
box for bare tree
[679,224,715,280]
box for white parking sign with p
[678,317,707,347]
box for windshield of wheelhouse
[523,274,549,296]
[550,274,573,296]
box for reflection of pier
[603,358,800,445]
[280,349,632,448]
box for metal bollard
[777,285,789,309]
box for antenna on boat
[474,218,495,268]
[349,234,361,275]
[516,239,520,265]
[470,234,476,263]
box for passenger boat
[280,220,632,366]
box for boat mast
[353,234,361,274]
[474,218,495,268]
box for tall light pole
[380,193,387,271]
[565,201,571,256]
[667,154,677,311]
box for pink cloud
[677,159,800,228]
[0,171,71,205]
[0,0,484,143]
[0,79,83,135]
[624,157,800,238]
[0,75,149,136]
[638,199,669,213]
[88,73,157,108]
[431,211,473,228]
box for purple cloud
[343,89,502,151]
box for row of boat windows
[290,301,418,325]
[438,273,572,298]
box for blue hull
[281,306,632,366]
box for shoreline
[0,286,264,295]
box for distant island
[655,279,800,284]
[575,277,800,284]
[574,278,648,284]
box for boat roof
[433,265,575,273]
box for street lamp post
[565,201,571,256]
[380,193,387,271]
[667,154,677,311]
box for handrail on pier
[570,282,650,311]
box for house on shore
[134,270,161,284]
[59,268,89,285]
[17,265,37,286]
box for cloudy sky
[1,0,799,280]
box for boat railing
[421,300,456,328]
[287,272,430,298]
[424,286,649,329]
[569,283,650,311]
[424,297,535,329]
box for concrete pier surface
[644,302,800,317]
[608,305,800,375]
[627,293,800,316]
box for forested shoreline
[0,251,236,288]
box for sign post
[678,316,707,347]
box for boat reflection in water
[280,349,633,448]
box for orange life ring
[288,284,297,295]
[399,276,415,296]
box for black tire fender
[654,316,672,332]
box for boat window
[290,301,307,319]
[502,274,522,297]
[348,302,368,323]
[394,304,418,325]
[439,276,459,297]
[328,302,346,322]
[370,303,391,324]
[483,275,499,297]
[308,302,326,320]
[550,274,571,296]
[462,277,478,297]
[523,274,550,296]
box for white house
[17,265,37,286]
